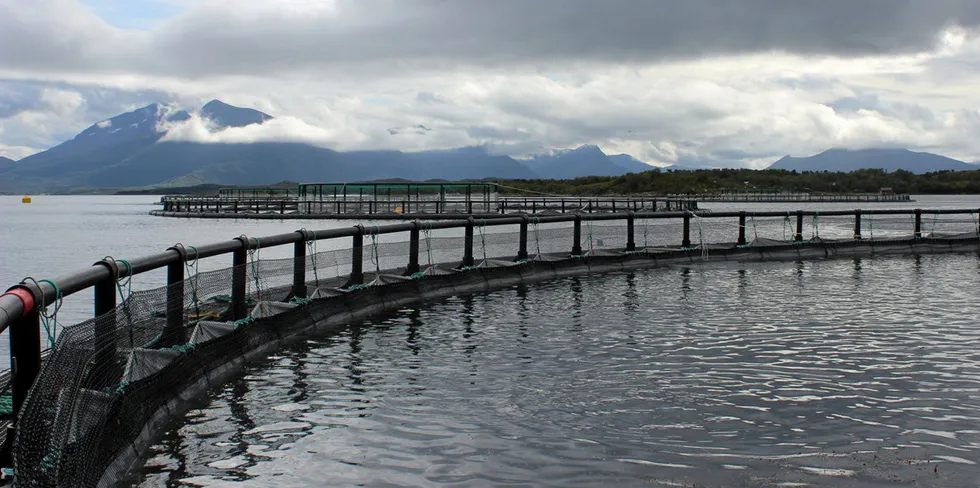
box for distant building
[880,187,894,194]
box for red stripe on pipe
[2,287,35,317]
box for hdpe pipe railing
[0,207,978,469]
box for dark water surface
[136,254,980,487]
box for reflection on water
[135,254,980,487]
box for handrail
[4,207,978,335]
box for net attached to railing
[9,212,980,487]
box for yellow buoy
[21,196,31,204]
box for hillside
[522,145,651,179]
[768,148,975,174]
[0,102,652,192]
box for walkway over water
[0,208,979,486]
[156,195,699,219]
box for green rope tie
[347,283,372,291]
[0,394,13,415]
[370,225,382,274]
[532,217,542,258]
[184,245,202,318]
[161,343,196,354]
[408,271,428,280]
[289,296,314,306]
[479,219,488,263]
[305,229,321,288]
[37,278,61,348]
[247,236,263,301]
[234,315,255,327]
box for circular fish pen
[1,208,979,486]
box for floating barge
[155,182,699,219]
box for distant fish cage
[697,188,913,202]
[157,182,699,219]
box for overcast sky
[2,0,980,167]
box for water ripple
[136,254,980,487]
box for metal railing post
[794,210,804,242]
[626,212,636,251]
[682,212,691,248]
[914,209,922,238]
[737,211,747,246]
[6,285,41,416]
[0,285,40,467]
[406,221,421,275]
[165,256,185,345]
[572,215,583,255]
[462,218,475,267]
[854,209,862,240]
[290,231,308,299]
[517,216,529,260]
[231,238,248,320]
[349,225,365,286]
[93,260,118,370]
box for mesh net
[8,212,980,487]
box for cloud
[4,0,980,79]
[3,0,980,167]
[159,113,340,146]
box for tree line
[491,168,980,195]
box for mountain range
[0,100,659,193]
[768,148,976,174]
[0,100,977,193]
